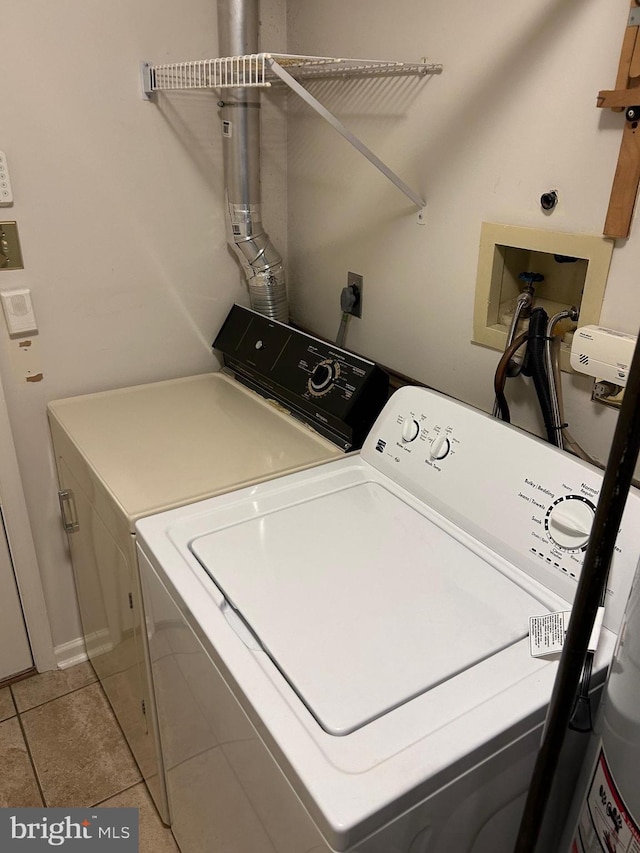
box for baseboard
[53,636,88,670]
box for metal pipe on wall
[217,0,289,322]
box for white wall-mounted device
[0,151,14,206]
[570,325,637,386]
[0,288,38,336]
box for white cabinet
[50,439,168,822]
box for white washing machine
[135,385,640,852]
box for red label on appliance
[571,746,640,852]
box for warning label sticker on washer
[571,746,640,853]
[529,611,569,656]
[529,607,604,658]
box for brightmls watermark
[0,809,138,851]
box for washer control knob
[429,435,450,460]
[545,496,596,551]
[401,417,420,443]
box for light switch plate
[0,221,24,270]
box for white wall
[1,0,287,652]
[286,0,640,471]
[4,0,640,655]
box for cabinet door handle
[58,489,79,533]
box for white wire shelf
[143,53,442,93]
[141,53,442,210]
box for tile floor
[0,661,178,852]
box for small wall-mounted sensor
[1,288,38,336]
[570,325,636,386]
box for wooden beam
[599,0,640,237]
[604,120,640,238]
[613,7,640,110]
[597,89,640,109]
[629,27,640,79]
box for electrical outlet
[346,272,363,318]
[592,379,624,408]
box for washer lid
[190,481,546,736]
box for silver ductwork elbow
[218,0,288,322]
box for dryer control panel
[362,385,640,632]
[213,304,389,451]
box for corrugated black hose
[513,326,640,853]
[520,307,559,446]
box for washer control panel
[394,409,458,470]
[362,385,640,631]
[213,304,389,450]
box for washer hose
[521,307,557,445]
[545,308,579,450]
[492,285,535,417]
[493,332,529,422]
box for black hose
[513,326,640,853]
[521,308,558,446]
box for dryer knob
[401,417,420,443]
[309,362,335,392]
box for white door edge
[0,374,55,672]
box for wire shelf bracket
[141,53,443,209]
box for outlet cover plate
[347,271,363,318]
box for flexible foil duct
[218,0,288,322]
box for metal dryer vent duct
[217,0,288,322]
